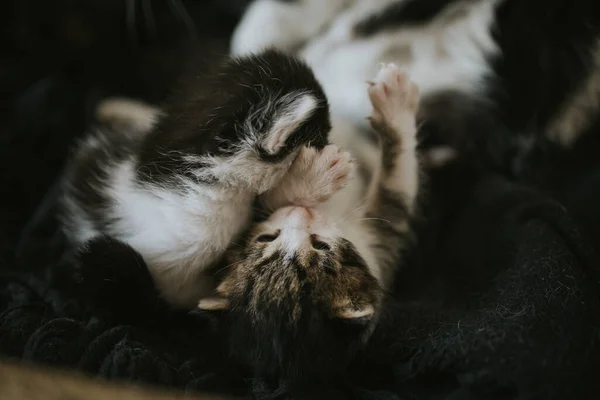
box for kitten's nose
[287,206,313,226]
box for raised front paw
[262,144,354,210]
[367,63,420,136]
[293,144,354,204]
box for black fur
[138,49,331,184]
[61,127,137,233]
[73,235,177,323]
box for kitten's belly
[300,0,499,124]
[301,37,383,125]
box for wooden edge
[0,359,246,400]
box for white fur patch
[230,0,351,56]
[300,0,502,126]
[197,297,230,311]
[263,94,318,154]
[103,160,255,307]
[336,304,374,320]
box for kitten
[231,0,600,173]
[197,64,422,380]
[60,50,332,309]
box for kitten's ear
[197,297,230,311]
[262,93,318,154]
[335,304,375,321]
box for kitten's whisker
[336,204,366,223]
[357,217,393,224]
[213,258,245,275]
[227,240,245,249]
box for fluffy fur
[231,0,600,173]
[197,64,422,381]
[60,50,332,308]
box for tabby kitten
[197,64,422,380]
[60,50,332,308]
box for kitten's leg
[260,144,355,210]
[230,0,350,56]
[363,63,421,287]
[96,97,160,136]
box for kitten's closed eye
[310,234,330,251]
[256,231,280,243]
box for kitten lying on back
[197,64,422,380]
[231,0,600,173]
[60,50,332,308]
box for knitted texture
[2,1,600,399]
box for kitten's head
[139,50,331,189]
[198,206,382,380]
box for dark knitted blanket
[2,1,600,399]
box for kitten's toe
[294,145,320,168]
[367,63,420,131]
[320,145,354,187]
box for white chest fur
[96,158,254,307]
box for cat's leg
[260,144,354,211]
[362,63,421,287]
[230,0,350,56]
[95,97,161,136]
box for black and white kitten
[60,50,332,308]
[197,63,422,379]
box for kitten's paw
[292,144,355,204]
[319,144,355,195]
[367,63,420,136]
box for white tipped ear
[336,304,375,320]
[263,93,318,154]
[197,297,230,311]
